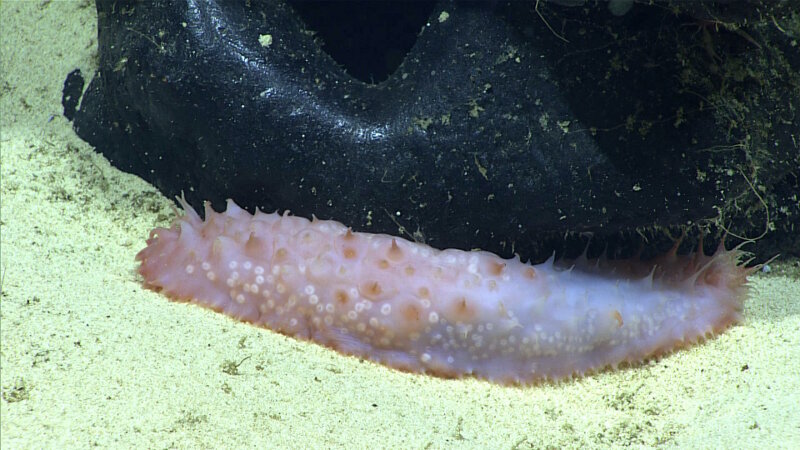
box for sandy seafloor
[1,2,798,449]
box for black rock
[68,0,800,261]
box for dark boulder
[67,1,800,261]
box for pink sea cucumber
[136,197,754,384]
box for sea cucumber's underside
[137,198,754,385]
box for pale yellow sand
[2,2,798,449]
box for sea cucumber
[136,197,754,384]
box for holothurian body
[137,198,753,384]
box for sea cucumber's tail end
[690,241,768,336]
[135,224,181,292]
[136,195,211,295]
[135,194,203,289]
